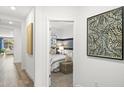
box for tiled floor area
[51,72,73,87]
[0,55,33,87]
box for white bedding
[50,54,66,72]
[50,54,65,63]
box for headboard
[56,38,73,54]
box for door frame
[46,17,75,87]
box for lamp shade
[59,46,64,51]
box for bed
[50,54,66,72]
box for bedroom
[49,20,74,87]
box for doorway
[48,19,74,87]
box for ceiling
[0,18,21,29]
[0,6,33,20]
[0,6,33,37]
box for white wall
[35,6,124,87]
[22,8,35,81]
[51,27,63,38]
[51,22,73,39]
[0,28,14,37]
[60,26,73,38]
[74,6,124,87]
[14,28,22,63]
[35,6,77,87]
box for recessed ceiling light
[10,6,16,11]
[9,21,13,24]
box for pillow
[50,48,56,54]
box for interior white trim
[46,17,75,87]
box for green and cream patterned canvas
[87,7,123,59]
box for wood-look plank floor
[51,72,73,87]
[0,55,34,87]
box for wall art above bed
[87,7,123,60]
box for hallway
[0,55,33,87]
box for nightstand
[60,62,73,74]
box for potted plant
[0,48,5,55]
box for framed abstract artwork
[27,23,33,55]
[87,7,123,60]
